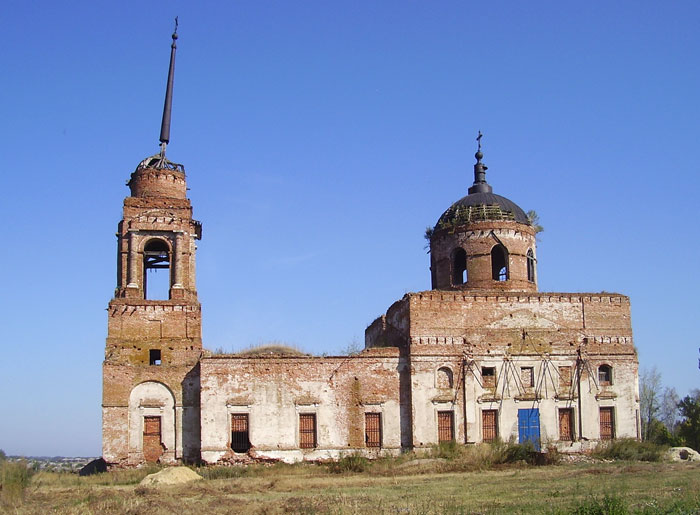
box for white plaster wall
[128,381,177,463]
[200,357,402,464]
[102,406,128,463]
[465,356,639,447]
[410,358,464,448]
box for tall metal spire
[468,131,493,194]
[159,17,178,157]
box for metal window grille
[437,411,454,442]
[299,414,317,449]
[600,407,614,440]
[482,410,498,443]
[365,413,382,448]
[231,414,250,453]
[558,408,574,441]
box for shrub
[571,493,628,514]
[328,454,370,474]
[502,441,537,463]
[593,439,665,462]
[430,441,461,460]
[1,460,34,504]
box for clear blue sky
[1,1,698,457]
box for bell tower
[428,133,538,292]
[103,20,203,465]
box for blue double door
[518,408,541,451]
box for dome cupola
[428,134,538,292]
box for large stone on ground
[139,466,203,485]
[665,447,700,462]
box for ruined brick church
[102,30,640,465]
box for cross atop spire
[468,131,493,194]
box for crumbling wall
[365,290,638,450]
[200,348,401,464]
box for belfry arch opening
[143,239,171,300]
[451,248,467,286]
[527,249,535,282]
[491,244,509,281]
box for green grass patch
[0,460,34,505]
[592,438,666,462]
[328,454,370,474]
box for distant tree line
[639,367,700,451]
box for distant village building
[102,29,639,466]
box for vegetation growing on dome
[436,204,519,233]
[526,210,544,234]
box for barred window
[299,414,317,449]
[482,410,498,443]
[438,411,454,442]
[231,414,250,453]
[365,413,382,448]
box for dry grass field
[2,457,699,514]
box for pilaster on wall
[103,162,203,465]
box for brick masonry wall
[430,221,537,291]
[200,348,403,463]
[366,289,639,449]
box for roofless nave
[102,25,639,465]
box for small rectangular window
[558,408,574,441]
[149,349,161,366]
[521,367,534,388]
[365,413,382,448]
[482,367,496,388]
[231,414,250,453]
[559,366,572,388]
[437,411,454,442]
[482,410,498,443]
[299,414,317,449]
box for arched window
[527,249,535,282]
[491,244,509,281]
[143,239,171,300]
[452,248,467,286]
[598,365,612,386]
[437,367,454,389]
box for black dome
[435,191,529,230]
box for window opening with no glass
[231,414,251,453]
[491,244,508,281]
[452,248,467,285]
[143,239,171,300]
[149,349,161,366]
